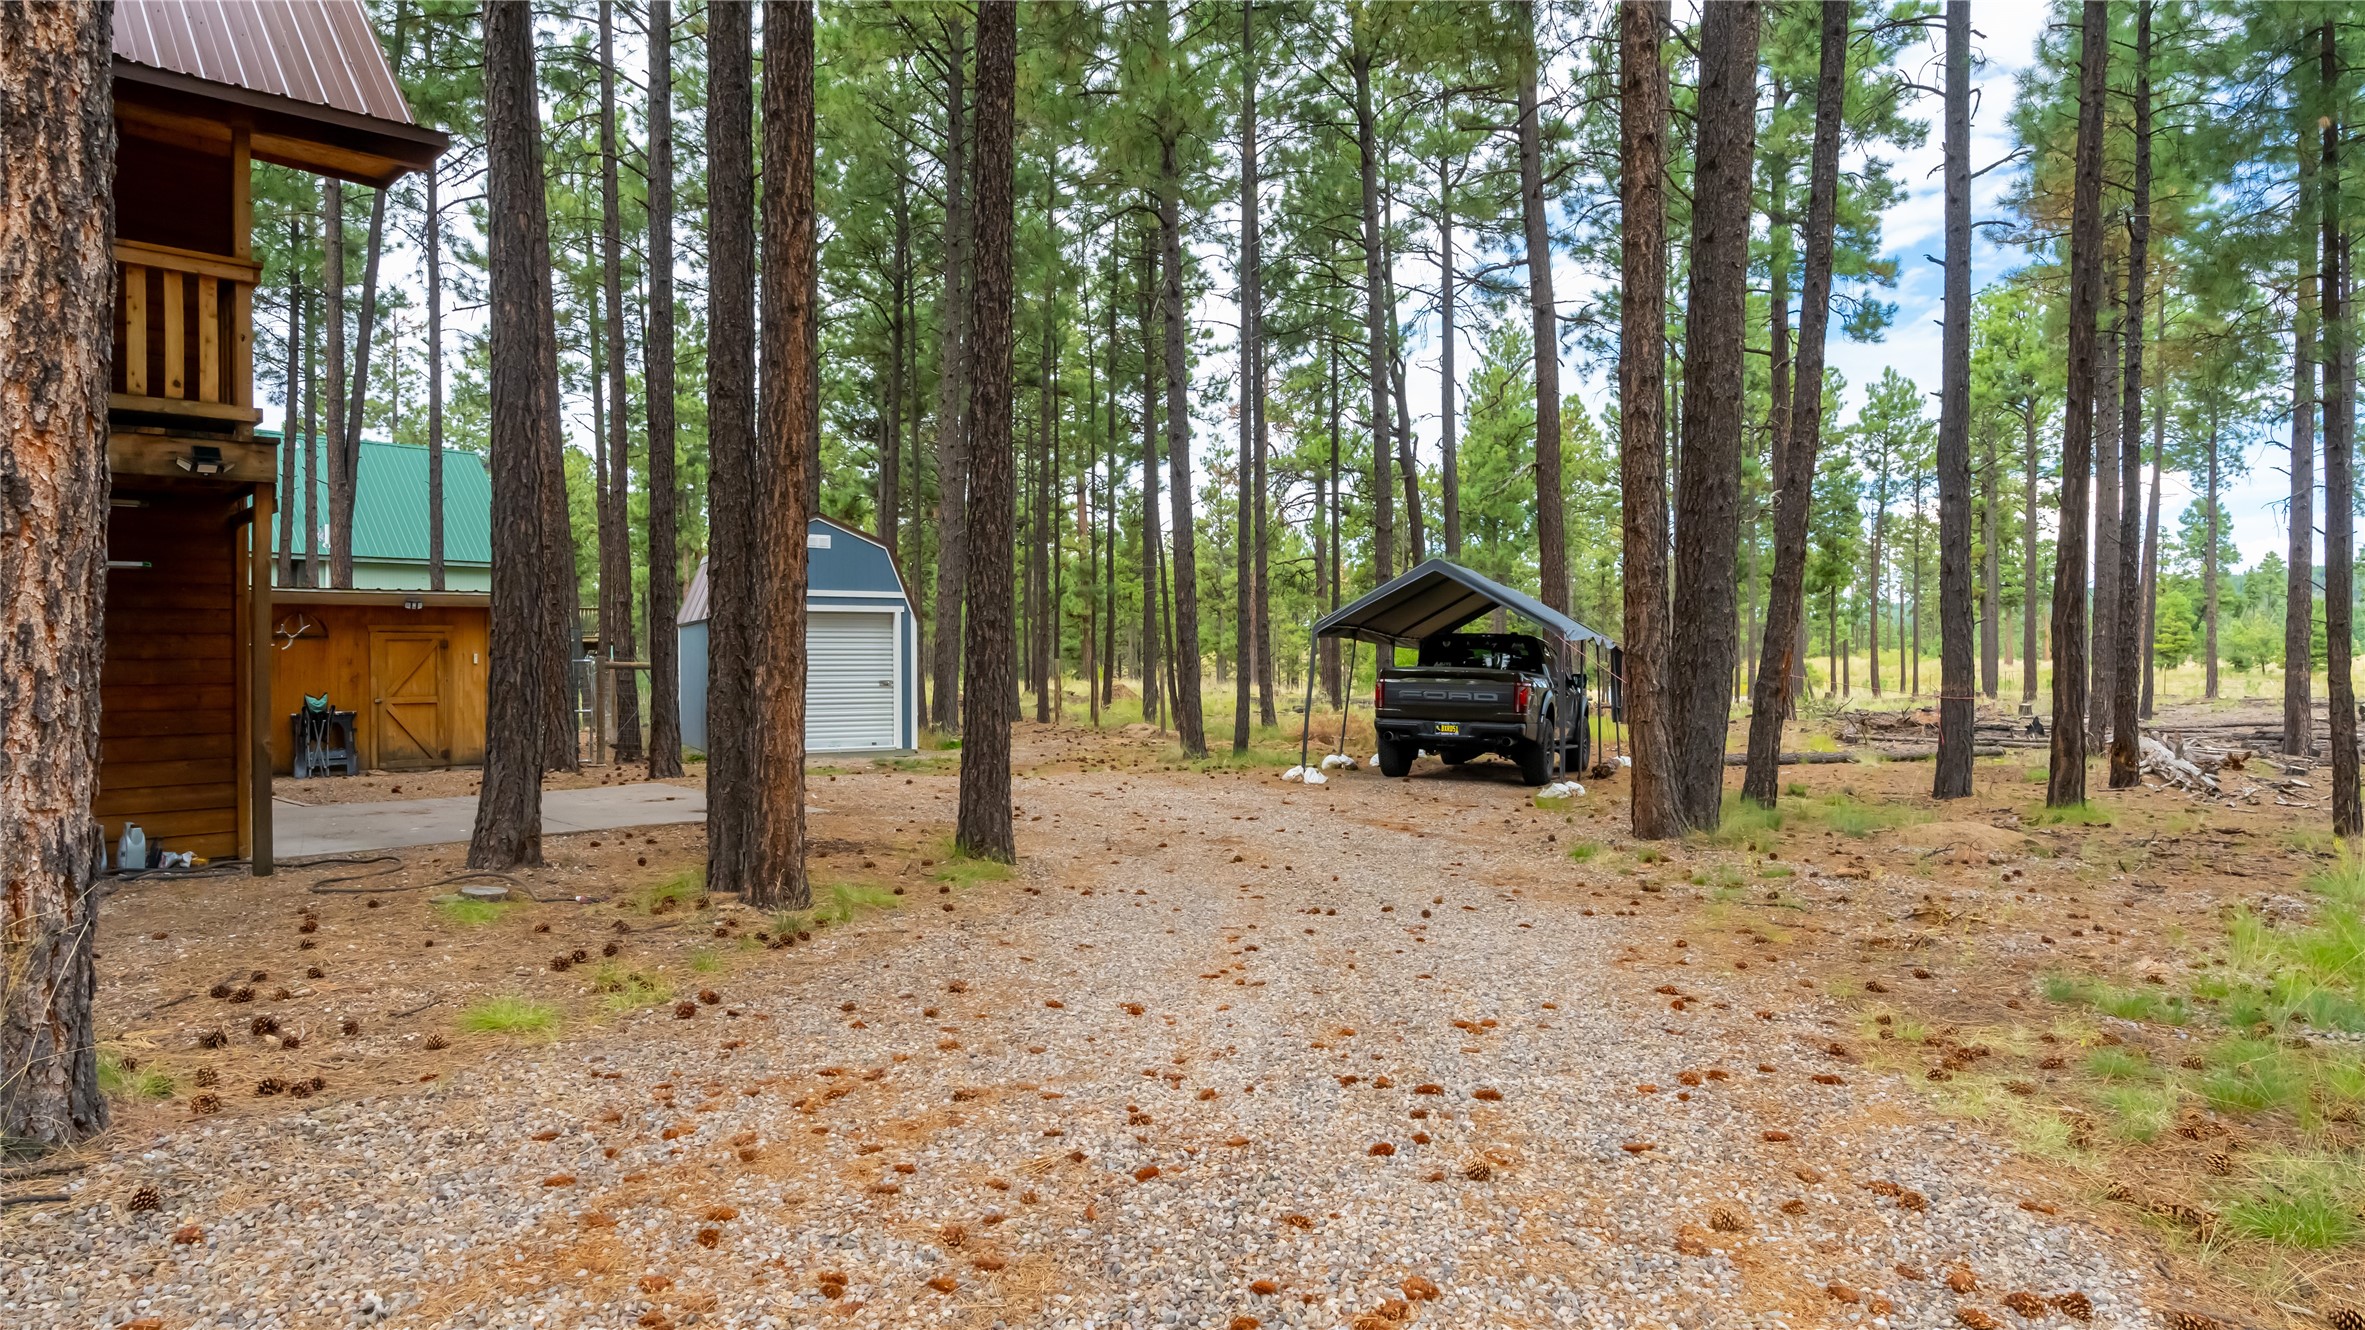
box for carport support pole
[1297,632,1319,770]
[1340,639,1359,757]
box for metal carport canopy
[1312,558,1617,650]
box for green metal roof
[261,432,491,567]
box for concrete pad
[276,782,707,857]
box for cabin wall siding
[98,487,244,861]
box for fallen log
[1720,745,2004,766]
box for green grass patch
[2097,1084,2177,1142]
[588,965,671,1013]
[1809,792,1928,837]
[927,839,1014,886]
[2040,974,2192,1026]
[2083,1046,2153,1082]
[1567,840,1602,863]
[432,896,516,926]
[1633,846,1666,864]
[688,947,722,974]
[459,995,560,1035]
[637,869,706,915]
[97,1051,173,1101]
[1783,781,1811,798]
[2222,1155,2364,1249]
[771,882,906,938]
[1701,795,1784,853]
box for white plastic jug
[117,824,147,873]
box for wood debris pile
[2139,734,2320,805]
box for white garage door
[807,610,899,751]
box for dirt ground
[12,711,2363,1329]
[272,761,702,806]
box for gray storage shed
[677,516,920,755]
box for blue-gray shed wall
[677,518,917,755]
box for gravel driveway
[3,762,2164,1329]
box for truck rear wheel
[1516,714,1562,786]
[1376,734,1415,777]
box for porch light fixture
[175,444,231,477]
[402,596,424,611]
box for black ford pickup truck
[1372,632,1588,785]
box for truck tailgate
[1378,669,1524,722]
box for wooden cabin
[100,0,444,871]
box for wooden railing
[112,240,260,426]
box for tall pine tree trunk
[324,179,350,587]
[2140,391,2163,715]
[1982,419,2000,699]
[0,0,112,1147]
[1519,1,1567,611]
[279,218,301,588]
[2205,418,2222,698]
[426,163,445,592]
[2090,306,2120,749]
[644,0,683,777]
[2323,17,2359,840]
[2289,107,2319,756]
[1620,0,1680,839]
[1234,2,1261,753]
[1670,0,1761,830]
[2108,0,2151,790]
[1743,0,1846,806]
[1155,0,1206,757]
[746,0,816,910]
[1934,0,1975,799]
[1353,42,1394,580]
[471,0,558,868]
[1138,241,1163,724]
[929,22,972,732]
[1438,155,1460,559]
[303,211,321,587]
[702,0,757,893]
[959,0,1018,860]
[2022,404,2040,703]
[597,0,642,765]
[2049,0,2110,808]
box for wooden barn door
[370,628,450,769]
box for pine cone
[249,1015,278,1036]
[209,983,232,1000]
[423,1034,448,1051]
[2001,1291,2045,1319]
[340,1018,361,1037]
[190,1067,219,1088]
[254,1078,285,1097]
[2048,1292,2092,1323]
[674,1001,699,1019]
[196,1029,228,1050]
[2325,1306,2363,1330]
[1956,1309,2002,1330]
[2163,1312,2229,1330]
[188,1094,222,1116]
[1708,1204,1748,1233]
[127,1185,162,1213]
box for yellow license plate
[1434,723,1460,735]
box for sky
[266,2,2296,578]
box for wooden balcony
[111,240,261,429]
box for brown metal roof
[114,0,419,128]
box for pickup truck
[1371,632,1589,785]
